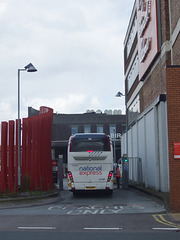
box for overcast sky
[0,0,134,123]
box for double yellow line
[153,214,180,228]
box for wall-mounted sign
[111,133,122,139]
[174,142,180,159]
[137,0,159,80]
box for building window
[126,15,137,58]
[71,125,78,135]
[84,125,91,133]
[109,124,116,139]
[97,124,103,133]
[128,94,140,124]
[127,54,139,92]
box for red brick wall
[160,0,170,44]
[135,0,173,113]
[170,0,180,32]
[138,0,180,113]
[166,66,180,212]
[173,36,180,65]
[140,51,170,112]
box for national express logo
[79,166,102,176]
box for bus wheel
[107,190,113,196]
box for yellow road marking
[153,214,180,228]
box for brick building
[122,0,180,211]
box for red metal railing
[0,106,54,193]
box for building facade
[122,0,180,211]
[28,107,126,165]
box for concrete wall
[121,97,169,192]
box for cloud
[0,2,7,17]
[0,0,134,122]
[0,99,17,122]
[23,94,87,114]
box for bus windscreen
[70,135,111,152]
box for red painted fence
[0,106,54,193]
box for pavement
[170,213,180,223]
[0,189,60,209]
[129,182,180,223]
[0,179,180,224]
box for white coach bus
[67,133,114,195]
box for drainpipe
[168,0,173,64]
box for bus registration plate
[86,186,96,190]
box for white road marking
[18,227,56,230]
[84,227,122,230]
[152,228,180,231]
[48,205,124,215]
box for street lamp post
[116,91,129,189]
[113,128,116,163]
[115,91,128,157]
[17,63,37,188]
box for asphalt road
[0,185,179,240]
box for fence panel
[0,106,54,193]
[0,122,8,192]
[8,120,15,193]
[128,157,142,185]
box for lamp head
[24,63,37,72]
[116,91,124,97]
